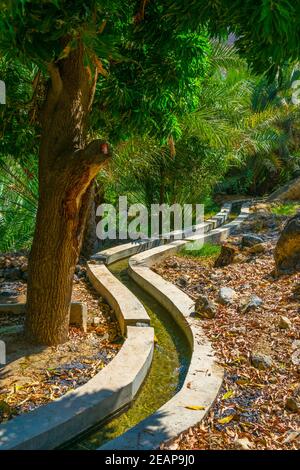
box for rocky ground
[154,203,300,450]
[0,259,122,424]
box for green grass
[179,241,221,258]
[271,202,300,216]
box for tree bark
[80,183,98,259]
[26,42,109,345]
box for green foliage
[0,57,38,251]
[0,156,38,251]
[271,202,300,216]
[179,241,221,259]
[166,0,300,79]
[218,63,300,196]
[1,1,300,251]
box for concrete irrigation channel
[64,202,250,450]
[66,258,191,449]
[0,202,249,449]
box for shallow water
[65,258,190,450]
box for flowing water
[66,258,190,450]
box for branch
[47,62,63,100]
[88,67,99,112]
[41,62,63,125]
[76,140,111,166]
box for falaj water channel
[66,257,191,450]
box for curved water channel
[65,257,191,450]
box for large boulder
[274,215,300,274]
[268,176,300,201]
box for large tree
[0,0,299,345]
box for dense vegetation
[0,0,300,345]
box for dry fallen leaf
[185,405,206,411]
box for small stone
[194,295,217,319]
[242,233,264,247]
[233,254,247,264]
[291,349,300,366]
[292,340,300,351]
[168,260,179,269]
[269,376,277,384]
[292,284,300,300]
[70,302,87,332]
[75,264,82,274]
[177,275,190,287]
[20,262,28,272]
[240,294,263,313]
[279,316,292,329]
[283,430,300,444]
[233,437,252,450]
[214,243,239,268]
[247,243,266,255]
[230,326,247,334]
[251,352,273,370]
[218,287,237,305]
[93,316,101,326]
[285,397,299,413]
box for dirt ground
[155,205,300,450]
[0,273,122,423]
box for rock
[291,349,300,366]
[75,264,82,274]
[279,316,292,329]
[93,316,101,326]
[230,326,247,334]
[214,243,239,267]
[4,267,22,281]
[218,287,237,305]
[253,203,270,212]
[247,243,266,255]
[242,233,264,247]
[251,352,273,370]
[168,260,179,269]
[233,437,252,450]
[283,430,300,444]
[292,283,300,299]
[285,397,299,413]
[70,302,87,332]
[194,295,217,319]
[232,254,247,264]
[268,175,300,202]
[274,215,300,274]
[20,262,28,272]
[177,275,190,287]
[240,294,263,314]
[292,340,300,351]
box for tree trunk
[80,183,97,259]
[26,42,109,345]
